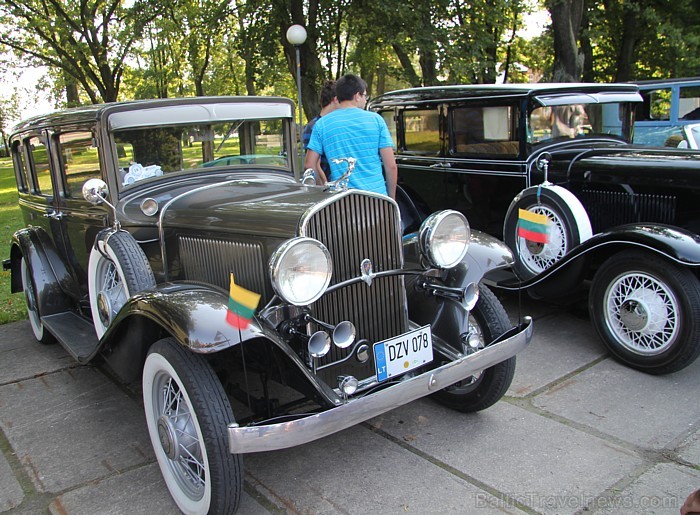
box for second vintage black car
[370,83,700,375]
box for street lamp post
[286,24,307,173]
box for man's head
[320,80,336,108]
[335,74,368,105]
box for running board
[41,312,99,363]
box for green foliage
[0,156,27,324]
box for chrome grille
[303,193,408,382]
[580,189,677,232]
[179,236,270,302]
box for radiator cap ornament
[361,258,375,286]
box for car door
[442,101,527,237]
[378,106,447,215]
[51,128,109,302]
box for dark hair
[320,80,336,108]
[335,74,367,102]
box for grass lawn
[0,156,27,325]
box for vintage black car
[4,97,531,514]
[369,83,700,375]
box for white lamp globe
[286,24,307,45]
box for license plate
[374,325,433,382]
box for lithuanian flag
[226,273,261,329]
[517,208,550,244]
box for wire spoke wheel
[143,338,242,514]
[604,272,678,355]
[517,204,569,275]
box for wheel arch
[99,282,323,393]
[10,227,73,314]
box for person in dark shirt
[302,80,337,179]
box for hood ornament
[361,258,375,286]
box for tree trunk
[613,7,640,82]
[548,0,585,82]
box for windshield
[112,118,290,189]
[528,102,630,146]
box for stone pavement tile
[48,463,177,515]
[244,422,526,514]
[0,450,24,511]
[367,399,643,515]
[677,429,700,466]
[0,322,74,385]
[531,357,700,449]
[0,367,153,493]
[590,462,700,515]
[507,310,607,398]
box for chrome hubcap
[158,415,180,460]
[605,273,678,355]
[97,291,111,326]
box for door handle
[43,211,64,220]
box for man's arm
[304,149,327,185]
[379,146,397,199]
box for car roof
[10,96,295,135]
[634,77,700,88]
[370,83,640,106]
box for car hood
[157,179,326,238]
[547,145,700,184]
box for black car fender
[102,282,340,402]
[497,223,700,293]
[10,227,74,314]
[402,229,513,345]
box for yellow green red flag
[517,208,550,243]
[226,273,261,329]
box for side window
[451,106,518,156]
[27,135,52,196]
[402,109,440,153]
[636,88,671,121]
[11,140,30,193]
[679,86,700,120]
[380,110,397,147]
[58,131,101,198]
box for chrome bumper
[228,316,533,454]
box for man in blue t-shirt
[304,74,397,199]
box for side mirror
[301,168,316,186]
[82,178,109,205]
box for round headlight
[270,237,332,305]
[419,210,470,269]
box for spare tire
[504,185,592,280]
[88,230,156,339]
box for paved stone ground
[1,291,698,514]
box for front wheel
[589,251,700,374]
[143,338,242,514]
[432,285,516,412]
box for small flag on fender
[517,208,549,243]
[226,273,261,329]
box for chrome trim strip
[228,316,533,453]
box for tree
[547,0,585,82]
[0,0,159,104]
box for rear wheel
[20,257,55,344]
[432,285,516,412]
[143,338,242,514]
[589,251,700,374]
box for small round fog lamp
[338,375,358,396]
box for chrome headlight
[270,237,332,305]
[419,210,470,269]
